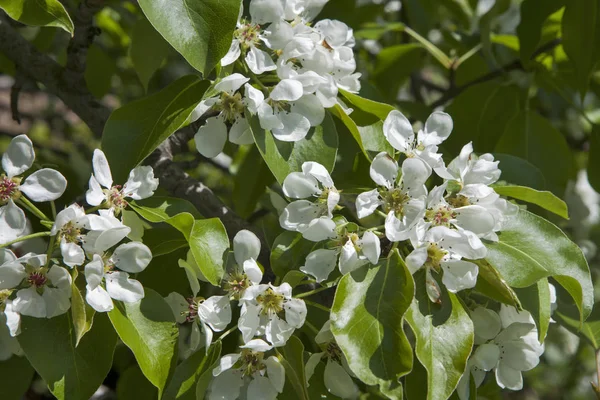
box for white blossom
[0,135,67,242]
[84,242,152,312]
[86,149,158,213]
[280,162,339,241]
[50,204,89,267]
[81,209,131,254]
[238,283,306,347]
[208,339,285,400]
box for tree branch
[430,38,562,109]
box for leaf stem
[403,26,452,69]
[295,285,331,299]
[218,325,238,342]
[303,299,331,313]
[0,231,52,248]
[50,200,57,219]
[45,234,57,267]
[17,197,49,221]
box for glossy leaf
[163,342,222,400]
[70,271,95,346]
[129,16,171,91]
[340,89,395,121]
[18,313,117,400]
[188,218,229,286]
[562,0,600,96]
[485,209,593,321]
[494,154,547,190]
[277,336,310,400]
[329,104,369,160]
[514,278,552,342]
[330,250,414,398]
[251,114,339,184]
[405,281,474,400]
[102,75,210,182]
[517,0,564,63]
[271,231,317,278]
[0,356,34,400]
[108,288,179,395]
[233,146,275,218]
[472,259,521,307]
[138,0,241,74]
[554,300,600,349]
[493,185,569,219]
[0,0,73,34]
[495,110,575,194]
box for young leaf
[250,114,339,184]
[330,250,414,398]
[163,342,222,400]
[17,313,117,400]
[405,281,474,400]
[277,336,310,400]
[562,0,600,97]
[0,0,74,34]
[188,218,229,285]
[484,209,593,321]
[493,185,569,219]
[102,75,210,182]
[138,0,241,75]
[129,16,171,91]
[0,355,34,400]
[108,288,179,396]
[472,259,521,307]
[70,271,95,347]
[329,104,370,160]
[339,89,395,120]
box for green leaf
[479,0,511,64]
[329,104,369,160]
[472,259,521,307]
[445,82,521,154]
[493,185,569,219]
[138,0,240,74]
[358,121,395,157]
[484,209,593,321]
[562,0,600,97]
[137,248,191,297]
[142,225,189,257]
[517,0,564,64]
[372,44,426,101]
[131,196,202,232]
[493,154,547,191]
[102,75,210,182]
[340,89,395,121]
[251,113,339,184]
[163,342,222,400]
[405,284,474,400]
[554,300,600,349]
[330,250,414,398]
[277,336,310,400]
[188,218,229,285]
[233,146,275,218]
[108,288,179,395]
[0,0,74,34]
[271,231,316,278]
[129,16,171,91]
[514,278,552,342]
[18,313,117,400]
[0,356,34,400]
[117,366,158,399]
[85,45,117,98]
[495,110,575,195]
[70,271,95,346]
[588,126,600,193]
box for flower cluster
[193,0,360,157]
[0,136,158,354]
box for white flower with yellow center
[238,283,306,347]
[86,149,158,214]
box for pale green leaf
[493,185,569,219]
[0,0,73,34]
[514,278,552,342]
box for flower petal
[246,46,277,75]
[271,79,304,102]
[422,111,453,146]
[356,189,381,219]
[60,239,85,267]
[220,39,241,66]
[105,271,144,303]
[472,343,500,371]
[2,135,34,178]
[441,259,479,292]
[243,258,263,285]
[247,375,279,400]
[229,117,254,145]
[195,117,228,158]
[20,169,67,202]
[86,285,114,312]
[324,359,359,399]
[86,175,106,206]
[301,217,336,242]
[0,201,26,244]
[92,149,113,189]
[495,363,523,390]
[123,166,159,200]
[265,356,286,392]
[282,172,320,199]
[300,249,338,283]
[383,110,413,153]
[112,242,152,273]
[233,229,262,265]
[215,73,250,94]
[271,112,311,142]
[198,295,232,332]
[370,152,398,188]
[13,287,46,318]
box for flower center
[60,221,82,244]
[27,270,48,288]
[382,188,409,217]
[224,271,250,299]
[0,289,11,312]
[322,39,334,51]
[103,186,128,213]
[239,349,266,377]
[182,297,203,323]
[267,98,291,114]
[425,243,446,271]
[425,205,456,227]
[326,342,342,362]
[235,23,261,48]
[256,288,284,315]
[0,175,20,204]
[446,194,471,208]
[219,92,245,123]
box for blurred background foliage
[2,0,600,398]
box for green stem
[295,285,331,299]
[45,234,57,267]
[218,325,239,342]
[17,197,50,221]
[366,224,385,232]
[454,44,482,69]
[50,201,57,220]
[86,205,102,214]
[304,299,331,313]
[404,26,452,69]
[0,231,52,248]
